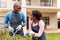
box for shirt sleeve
[22,12,26,25]
[4,13,9,28]
[35,20,45,37]
[29,19,35,34]
[29,18,32,31]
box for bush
[0,29,32,40]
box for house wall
[42,12,58,29]
[0,0,58,29]
[7,0,16,8]
[31,0,57,7]
[31,0,40,6]
[0,0,57,8]
[53,0,57,7]
[27,10,58,29]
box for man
[4,3,26,36]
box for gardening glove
[16,25,22,30]
[29,30,35,35]
[9,26,14,32]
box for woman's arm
[29,18,35,35]
[34,20,45,37]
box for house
[0,0,60,30]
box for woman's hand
[33,34,38,37]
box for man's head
[13,2,21,13]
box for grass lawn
[0,30,60,40]
[46,33,60,40]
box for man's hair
[13,2,21,6]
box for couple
[4,3,46,40]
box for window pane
[26,0,31,5]
[42,17,50,25]
[0,0,1,8]
[17,0,21,5]
[40,0,53,6]
[18,0,20,1]
[41,0,49,2]
[12,0,16,1]
[0,16,4,23]
[0,0,7,8]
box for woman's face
[30,14,36,20]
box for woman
[29,10,46,40]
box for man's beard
[14,10,19,14]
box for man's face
[14,5,21,13]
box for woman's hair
[32,10,42,20]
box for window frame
[0,0,7,8]
[40,0,53,7]
[26,0,31,5]
[42,17,50,25]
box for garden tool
[10,29,19,37]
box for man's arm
[4,13,9,28]
[22,12,26,27]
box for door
[58,21,60,28]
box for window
[0,0,1,8]
[18,0,21,5]
[26,0,31,5]
[0,16,4,23]
[27,16,29,29]
[12,0,21,5]
[42,17,50,25]
[0,0,7,8]
[12,0,16,1]
[0,16,4,28]
[17,0,20,1]
[12,0,21,1]
[40,0,53,6]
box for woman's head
[30,10,42,21]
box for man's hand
[16,25,22,30]
[21,24,25,27]
[5,25,9,28]
[9,26,14,32]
